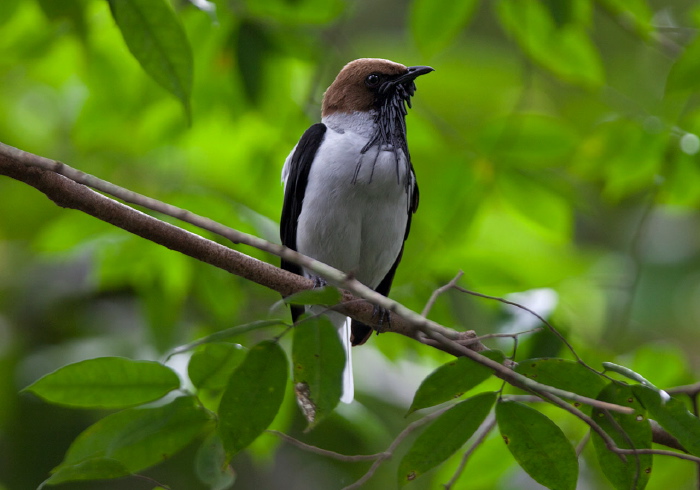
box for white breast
[284,112,414,289]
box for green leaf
[236,21,274,105]
[571,119,666,200]
[0,0,21,28]
[542,0,592,26]
[496,0,603,87]
[398,392,496,485]
[411,0,480,56]
[283,287,342,307]
[633,385,700,457]
[188,342,247,392]
[243,0,344,24]
[496,400,578,490]
[596,0,654,38]
[667,33,700,93]
[218,340,288,456]
[195,432,236,490]
[44,458,130,485]
[477,114,578,165]
[592,383,652,490]
[23,357,180,409]
[292,316,345,427]
[408,350,504,414]
[49,396,212,483]
[515,358,607,413]
[36,0,88,39]
[497,174,571,239]
[107,0,193,121]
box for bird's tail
[328,312,354,404]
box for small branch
[421,271,464,317]
[454,286,581,361]
[467,327,543,343]
[452,286,612,383]
[443,416,497,490]
[164,320,288,361]
[602,409,640,485]
[421,328,634,414]
[133,474,171,489]
[266,430,382,462]
[606,189,657,343]
[535,391,625,460]
[342,405,454,490]
[666,381,700,398]
[576,432,591,457]
[420,328,541,355]
[614,448,700,464]
[501,395,544,403]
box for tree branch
[341,404,455,490]
[443,416,497,489]
[266,430,382,462]
[0,141,479,352]
[3,142,685,424]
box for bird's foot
[311,276,328,289]
[371,305,392,334]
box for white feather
[338,315,354,404]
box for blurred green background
[1,0,700,488]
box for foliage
[1,0,700,489]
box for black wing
[280,123,327,321]
[351,171,419,345]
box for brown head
[322,58,433,117]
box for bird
[280,58,433,403]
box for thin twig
[271,405,458,490]
[266,430,382,462]
[422,328,633,414]
[454,287,581,362]
[602,409,640,486]
[496,397,689,454]
[502,395,543,403]
[421,271,464,317]
[666,381,700,397]
[453,286,609,380]
[607,190,657,343]
[462,327,543,345]
[534,390,625,461]
[576,432,591,457]
[133,474,171,489]
[164,319,288,361]
[615,448,700,464]
[342,405,455,490]
[443,416,497,490]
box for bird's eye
[365,73,381,87]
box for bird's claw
[372,305,391,334]
[311,276,328,289]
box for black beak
[395,65,434,84]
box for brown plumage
[322,58,408,116]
